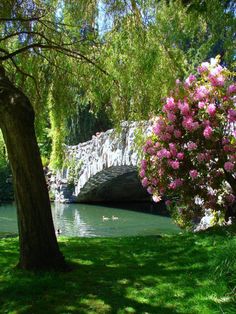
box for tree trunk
[0,67,67,271]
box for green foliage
[63,156,83,187]
[1,0,235,170]
[0,132,6,169]
[93,0,236,124]
[65,102,112,145]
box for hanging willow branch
[0,42,109,76]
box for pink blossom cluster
[169,178,183,189]
[140,57,236,217]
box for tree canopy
[1,0,235,167]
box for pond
[0,203,180,237]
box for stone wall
[50,121,153,203]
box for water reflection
[0,202,180,237]
[52,203,179,237]
[52,203,97,237]
[0,203,18,233]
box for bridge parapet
[51,121,152,203]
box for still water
[0,203,179,237]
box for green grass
[0,227,235,314]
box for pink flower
[153,120,165,135]
[147,147,156,155]
[182,116,193,130]
[189,170,198,179]
[157,148,171,159]
[139,169,145,178]
[197,62,209,74]
[177,152,184,160]
[176,79,181,85]
[187,141,198,150]
[203,126,213,139]
[164,97,175,111]
[141,177,149,187]
[141,159,147,170]
[182,116,199,131]
[226,194,235,204]
[193,122,200,130]
[169,160,180,170]
[147,186,153,194]
[209,74,225,87]
[169,178,183,190]
[198,101,205,109]
[207,103,216,116]
[169,143,177,157]
[197,153,205,162]
[146,139,152,146]
[224,161,234,172]
[169,143,176,151]
[185,74,196,87]
[174,129,182,138]
[166,125,174,133]
[165,200,172,206]
[227,84,236,94]
[169,182,176,189]
[227,109,236,122]
[194,86,209,100]
[204,152,211,162]
[167,112,176,122]
[159,133,172,141]
[151,178,158,186]
[178,101,190,116]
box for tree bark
[0,67,67,271]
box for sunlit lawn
[0,227,235,314]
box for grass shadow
[0,231,235,313]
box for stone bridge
[51,121,152,203]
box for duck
[102,216,110,221]
[112,215,119,220]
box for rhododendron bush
[140,57,236,227]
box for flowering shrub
[140,56,236,227]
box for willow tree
[96,0,235,123]
[0,0,106,270]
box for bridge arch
[51,121,152,203]
[76,165,149,202]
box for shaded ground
[0,228,235,313]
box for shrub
[140,56,236,228]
